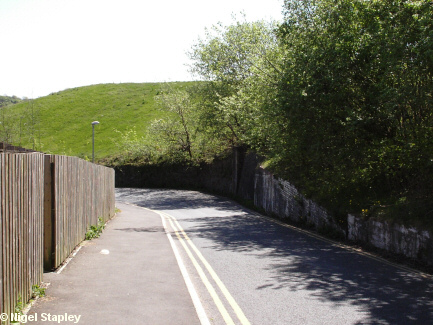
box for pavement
[26,202,201,325]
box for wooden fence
[45,155,115,269]
[0,153,45,320]
[0,150,115,322]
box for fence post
[43,155,55,271]
[0,154,3,315]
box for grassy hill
[4,82,194,159]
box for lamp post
[92,121,99,163]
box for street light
[92,121,99,163]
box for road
[116,188,433,325]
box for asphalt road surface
[116,188,433,325]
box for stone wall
[253,167,433,266]
[348,215,433,263]
[114,149,433,266]
[114,151,239,195]
[253,168,345,237]
[114,147,258,198]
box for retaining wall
[347,215,433,263]
[253,167,433,266]
[115,149,433,266]
[254,168,344,236]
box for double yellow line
[158,210,251,325]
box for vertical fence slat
[44,155,54,270]
[0,154,3,315]
[2,154,10,318]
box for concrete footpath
[27,202,201,325]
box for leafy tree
[0,97,42,149]
[0,96,22,144]
[188,18,284,151]
[0,95,22,108]
[151,86,196,161]
[135,1,433,226]
[112,127,151,164]
[277,0,433,219]
[21,99,41,150]
[0,104,17,144]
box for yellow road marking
[166,216,236,325]
[254,212,433,279]
[124,201,432,281]
[121,203,234,324]
[124,200,431,325]
[163,212,251,325]
[161,216,211,325]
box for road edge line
[166,216,236,325]
[249,211,433,279]
[120,202,211,325]
[166,230,211,325]
[166,213,251,325]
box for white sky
[0,0,284,99]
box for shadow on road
[184,214,433,324]
[116,187,433,324]
[116,187,244,212]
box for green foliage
[105,82,229,166]
[14,296,24,315]
[152,85,196,160]
[273,0,433,222]
[0,96,27,145]
[31,284,46,299]
[3,83,192,158]
[184,2,433,228]
[188,18,285,151]
[85,217,105,240]
[6,285,46,324]
[0,95,22,108]
[0,103,17,144]
[111,127,153,164]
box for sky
[0,0,284,99]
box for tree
[277,0,433,216]
[151,85,196,161]
[0,95,22,108]
[0,104,17,144]
[0,96,22,144]
[21,99,41,150]
[188,18,284,151]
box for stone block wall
[253,167,433,266]
[348,215,433,263]
[254,168,345,237]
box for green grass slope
[6,82,194,159]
